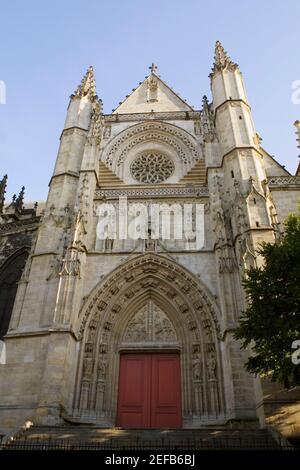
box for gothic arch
[73,253,226,426]
[0,247,29,340]
[100,121,203,179]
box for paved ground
[1,426,290,450]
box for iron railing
[0,437,294,451]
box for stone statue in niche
[87,328,96,343]
[97,356,108,380]
[192,353,202,380]
[104,237,114,252]
[83,357,93,378]
[103,125,111,139]
[194,121,201,135]
[145,223,158,252]
[207,354,217,379]
[147,76,158,102]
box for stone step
[99,162,124,187]
[179,160,206,184]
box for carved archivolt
[73,253,224,424]
[100,121,202,176]
[77,253,221,340]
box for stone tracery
[130,152,175,184]
[100,121,202,179]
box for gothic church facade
[0,42,299,433]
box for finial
[294,120,300,149]
[72,66,97,101]
[202,95,210,114]
[15,186,25,211]
[149,63,158,74]
[211,40,238,76]
[0,174,8,213]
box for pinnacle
[72,66,97,101]
[211,40,238,75]
[15,186,25,211]
[0,174,8,213]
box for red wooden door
[116,354,151,428]
[150,354,182,428]
[116,353,182,428]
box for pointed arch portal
[73,253,226,427]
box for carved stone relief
[123,300,177,342]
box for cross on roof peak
[149,63,158,74]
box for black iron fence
[0,437,294,451]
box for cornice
[104,110,201,123]
[94,185,209,200]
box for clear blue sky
[1,0,300,201]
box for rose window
[130,152,175,184]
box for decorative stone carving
[78,254,222,341]
[72,66,98,101]
[103,321,112,331]
[192,353,202,380]
[85,342,93,353]
[94,186,209,200]
[211,40,238,75]
[147,75,158,102]
[74,253,224,421]
[102,121,201,169]
[87,107,103,148]
[97,356,108,380]
[103,125,112,139]
[154,317,176,341]
[104,238,114,252]
[123,300,177,342]
[179,303,189,314]
[111,304,121,314]
[124,307,147,342]
[140,278,159,289]
[104,110,200,123]
[131,152,175,184]
[200,95,216,142]
[99,344,108,354]
[82,357,93,378]
[268,175,300,187]
[97,301,107,311]
[207,353,217,379]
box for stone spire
[294,120,300,151]
[294,121,300,175]
[0,174,7,213]
[211,41,238,75]
[15,186,25,211]
[72,66,97,101]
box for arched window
[0,249,29,340]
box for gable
[260,148,291,177]
[113,73,193,114]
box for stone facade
[0,42,299,435]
